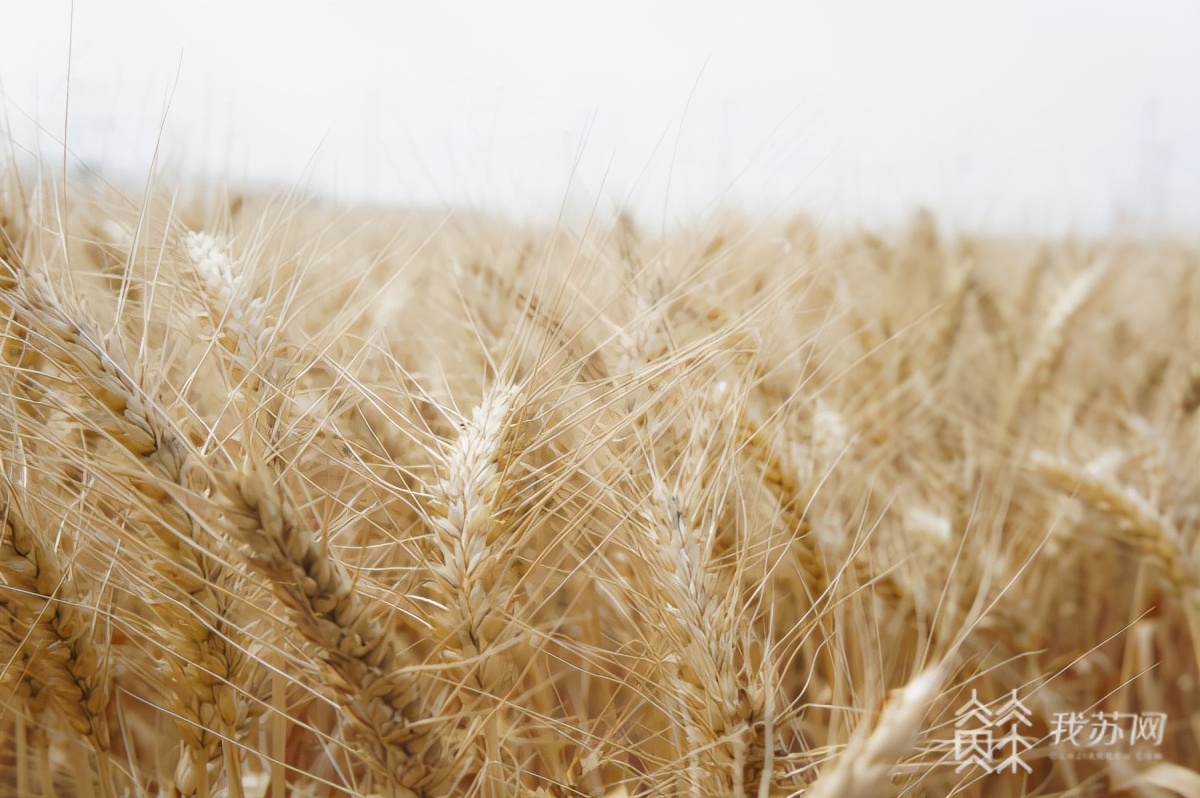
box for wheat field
[0,169,1198,797]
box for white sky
[1,1,1198,235]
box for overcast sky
[2,1,1198,235]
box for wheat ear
[805,666,944,798]
[217,455,445,796]
[0,480,111,753]
[0,485,111,756]
[6,267,260,797]
[735,411,906,608]
[625,379,773,797]
[425,382,523,687]
[1003,257,1111,428]
[734,416,827,599]
[186,230,490,796]
[420,380,533,793]
[1030,451,1196,592]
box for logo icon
[953,689,1033,774]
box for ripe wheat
[0,174,1197,797]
